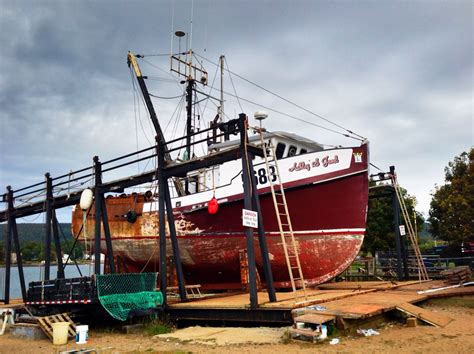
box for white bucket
[75,325,89,344]
[52,322,70,345]
[320,324,328,339]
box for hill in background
[0,223,73,242]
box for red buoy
[208,196,218,214]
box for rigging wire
[200,59,220,120]
[149,93,185,100]
[224,57,244,113]
[129,67,153,147]
[131,68,141,173]
[138,57,182,90]
[220,89,363,141]
[370,162,383,172]
[195,53,366,140]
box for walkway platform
[166,280,474,325]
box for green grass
[143,319,174,336]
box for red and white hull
[72,143,369,289]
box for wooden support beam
[93,156,102,275]
[238,114,258,309]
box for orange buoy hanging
[208,196,218,214]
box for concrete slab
[10,323,48,340]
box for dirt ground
[1,297,473,353]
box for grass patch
[143,319,174,336]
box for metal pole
[51,212,65,279]
[93,156,102,275]
[219,55,224,120]
[389,165,404,280]
[100,197,115,273]
[44,173,52,281]
[163,178,187,300]
[248,154,276,302]
[11,217,26,301]
[157,139,168,306]
[238,113,258,309]
[4,186,13,304]
[48,175,65,280]
[184,79,195,193]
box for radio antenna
[189,0,194,51]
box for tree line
[363,148,473,256]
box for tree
[429,148,474,246]
[363,182,424,256]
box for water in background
[0,263,100,299]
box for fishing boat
[72,47,369,290]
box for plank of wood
[294,313,336,325]
[395,302,453,327]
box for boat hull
[72,144,369,289]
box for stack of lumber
[440,266,472,284]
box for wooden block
[396,303,452,327]
[406,317,417,327]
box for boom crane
[127,51,186,196]
[127,51,170,160]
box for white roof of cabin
[209,131,324,151]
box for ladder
[390,174,429,282]
[259,133,307,300]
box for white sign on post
[242,209,258,229]
[399,225,406,236]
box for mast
[185,76,195,161]
[219,55,224,121]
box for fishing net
[96,272,163,321]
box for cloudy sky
[0,0,472,222]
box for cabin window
[275,143,286,159]
[300,148,307,155]
[288,145,297,157]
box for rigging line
[201,60,220,119]
[131,68,141,172]
[146,77,178,83]
[194,101,207,156]
[224,57,244,113]
[164,94,186,134]
[196,53,365,140]
[130,70,154,146]
[221,89,363,141]
[170,0,175,56]
[140,53,175,57]
[138,57,182,90]
[370,162,383,171]
[149,93,185,100]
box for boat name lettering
[289,155,339,172]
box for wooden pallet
[37,313,76,340]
